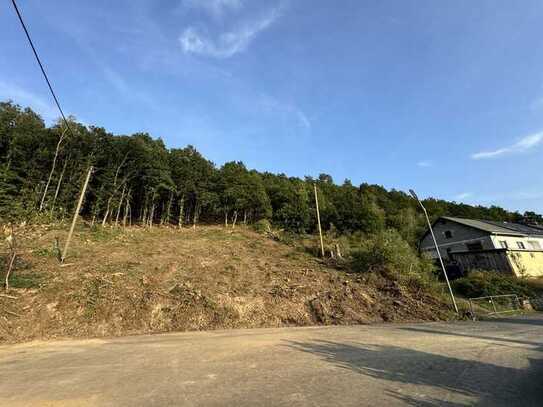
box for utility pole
[61,166,92,263]
[409,189,459,314]
[314,183,325,257]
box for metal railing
[468,294,521,319]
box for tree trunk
[4,229,16,291]
[149,204,155,228]
[164,191,173,226]
[178,196,185,229]
[49,157,68,219]
[232,210,238,229]
[39,128,67,211]
[101,207,110,227]
[193,201,199,229]
[103,154,129,226]
[336,243,343,259]
[225,210,229,227]
[141,192,149,223]
[243,210,247,225]
[115,184,126,226]
[123,200,129,228]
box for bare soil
[0,224,452,343]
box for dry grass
[0,224,452,343]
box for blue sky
[2,0,543,214]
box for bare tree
[178,195,184,229]
[114,184,126,226]
[39,127,68,212]
[49,157,68,219]
[101,154,129,226]
[162,191,174,226]
[4,226,16,292]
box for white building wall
[490,235,543,251]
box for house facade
[419,217,543,278]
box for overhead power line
[10,0,76,137]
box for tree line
[1,101,541,245]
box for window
[444,230,453,239]
[517,242,526,250]
[528,241,542,250]
[499,241,508,249]
[466,241,483,251]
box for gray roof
[442,217,543,237]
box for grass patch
[87,226,122,242]
[8,270,43,289]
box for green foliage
[349,229,439,290]
[0,100,539,238]
[253,219,272,234]
[452,271,543,298]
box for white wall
[490,235,543,251]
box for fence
[468,294,521,319]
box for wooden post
[61,166,92,263]
[314,183,325,257]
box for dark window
[444,230,453,239]
[517,242,526,250]
[466,241,483,251]
[499,241,508,249]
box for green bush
[252,219,271,234]
[349,229,438,289]
[453,271,543,298]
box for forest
[1,100,541,247]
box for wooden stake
[61,166,92,263]
[314,183,325,257]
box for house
[419,216,543,278]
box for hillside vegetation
[0,224,453,343]
[1,101,541,343]
[2,101,541,239]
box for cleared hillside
[0,224,452,343]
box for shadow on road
[400,326,539,347]
[286,338,543,406]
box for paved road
[1,315,542,406]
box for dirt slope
[0,225,452,343]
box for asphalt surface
[1,314,542,406]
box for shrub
[452,271,543,298]
[349,229,438,290]
[252,219,271,234]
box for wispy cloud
[0,81,58,122]
[183,0,243,18]
[471,132,543,160]
[416,160,432,168]
[260,94,311,131]
[100,65,157,109]
[179,7,282,58]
